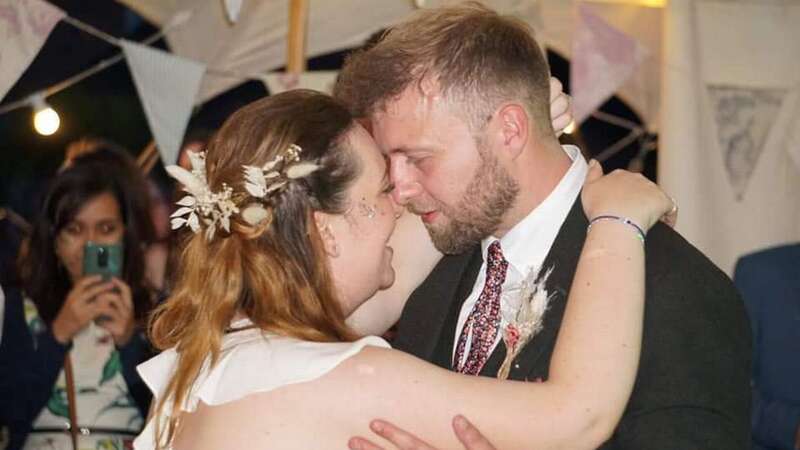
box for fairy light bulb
[31,94,60,136]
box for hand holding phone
[95,278,136,347]
[52,275,114,344]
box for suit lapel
[504,197,588,380]
[394,246,483,366]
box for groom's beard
[414,148,518,255]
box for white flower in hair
[242,144,320,200]
[166,145,321,238]
[166,151,240,240]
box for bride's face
[322,124,402,316]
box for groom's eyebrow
[388,148,420,159]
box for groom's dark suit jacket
[394,197,752,449]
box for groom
[335,3,751,449]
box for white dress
[133,319,390,450]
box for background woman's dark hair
[19,146,156,324]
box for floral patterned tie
[453,240,509,375]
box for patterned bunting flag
[0,0,65,101]
[571,2,648,124]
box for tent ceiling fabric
[116,0,662,128]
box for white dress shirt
[453,145,588,365]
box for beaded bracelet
[587,215,646,243]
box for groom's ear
[487,102,529,163]
[313,211,340,257]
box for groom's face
[371,86,518,254]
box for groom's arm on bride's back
[608,224,752,450]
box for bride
[134,89,674,450]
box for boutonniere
[498,266,554,380]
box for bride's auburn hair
[148,90,360,448]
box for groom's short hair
[334,1,553,135]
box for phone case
[82,242,124,280]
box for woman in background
[0,147,156,450]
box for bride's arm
[337,166,672,449]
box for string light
[31,94,60,136]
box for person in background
[734,243,800,450]
[0,151,157,450]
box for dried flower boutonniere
[497,266,554,380]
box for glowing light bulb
[31,94,60,136]
[563,120,576,135]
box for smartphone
[82,242,124,281]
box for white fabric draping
[115,0,665,129]
[659,0,800,274]
[115,0,546,104]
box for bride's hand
[550,77,572,136]
[581,160,677,233]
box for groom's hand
[348,415,496,450]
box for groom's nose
[389,157,423,206]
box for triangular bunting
[262,71,339,96]
[223,0,243,24]
[571,3,648,124]
[706,85,786,201]
[0,0,65,101]
[121,40,205,167]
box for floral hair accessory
[166,151,239,240]
[166,144,321,239]
[242,144,319,199]
[497,265,554,380]
[239,144,319,227]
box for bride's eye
[381,183,395,195]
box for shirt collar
[481,145,587,277]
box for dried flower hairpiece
[166,144,320,239]
[242,144,319,199]
[166,151,239,240]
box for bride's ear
[313,211,340,257]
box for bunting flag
[121,40,205,166]
[707,85,785,201]
[0,0,65,101]
[570,2,647,124]
[223,0,243,24]
[262,71,339,95]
